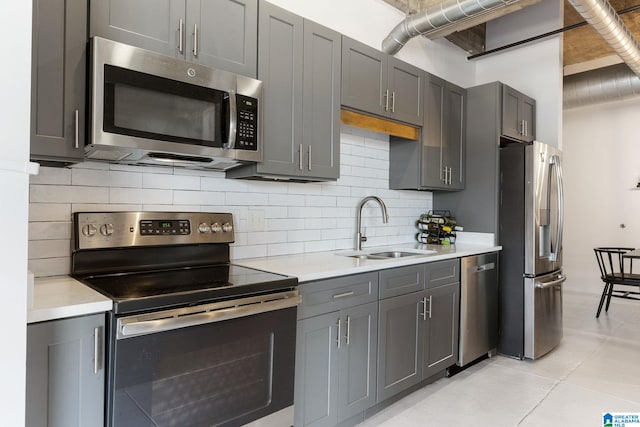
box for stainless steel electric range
[71,211,299,427]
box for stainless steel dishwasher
[458,252,499,367]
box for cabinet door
[421,74,446,189]
[90,0,184,58]
[387,57,423,126]
[422,282,459,379]
[338,302,378,423]
[186,0,257,76]
[295,311,341,427]
[341,36,387,117]
[26,314,105,427]
[302,20,341,179]
[256,1,303,177]
[376,291,424,402]
[521,94,536,142]
[501,85,521,140]
[31,0,86,163]
[444,82,466,190]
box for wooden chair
[593,247,640,318]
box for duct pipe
[564,63,640,108]
[381,0,521,55]
[567,0,640,77]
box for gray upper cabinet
[433,82,536,237]
[501,85,535,142]
[341,37,423,126]
[295,273,378,426]
[30,0,87,163]
[26,314,105,427]
[90,0,258,77]
[228,1,340,181]
[389,73,466,191]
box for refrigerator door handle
[535,275,566,289]
[549,155,564,262]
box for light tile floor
[358,290,640,427]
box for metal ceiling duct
[563,63,640,108]
[381,0,522,55]
[567,0,640,77]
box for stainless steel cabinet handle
[178,19,184,53]
[391,91,395,113]
[384,89,389,112]
[308,145,311,171]
[427,296,432,319]
[74,110,79,149]
[192,24,198,56]
[337,318,342,349]
[420,297,428,320]
[448,167,452,185]
[93,327,101,374]
[298,144,303,170]
[345,315,351,345]
[333,291,354,299]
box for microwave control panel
[236,95,258,151]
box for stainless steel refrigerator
[499,139,566,360]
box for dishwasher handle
[471,262,495,273]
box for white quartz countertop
[28,276,112,324]
[233,242,501,283]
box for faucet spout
[356,196,389,251]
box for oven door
[107,291,300,427]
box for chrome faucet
[356,196,389,251]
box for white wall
[476,0,564,147]
[29,128,433,277]
[0,0,31,424]
[563,98,640,294]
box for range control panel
[74,212,234,250]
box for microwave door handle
[226,91,237,149]
[549,155,564,262]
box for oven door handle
[118,290,301,339]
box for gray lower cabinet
[295,273,378,426]
[377,260,460,402]
[90,0,258,77]
[341,37,423,126]
[389,73,466,191]
[26,313,106,427]
[30,0,86,163]
[228,1,340,181]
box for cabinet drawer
[379,264,425,299]
[425,259,459,289]
[298,272,378,319]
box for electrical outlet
[248,209,265,232]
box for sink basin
[343,249,435,260]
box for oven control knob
[222,222,233,233]
[100,223,114,236]
[82,224,97,237]
[198,222,210,233]
[210,222,222,233]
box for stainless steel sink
[344,250,434,260]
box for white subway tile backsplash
[30,167,72,185]
[29,204,71,222]
[72,168,142,188]
[109,188,173,205]
[173,190,224,206]
[29,131,433,276]
[31,185,109,204]
[143,173,200,190]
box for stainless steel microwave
[87,37,262,170]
